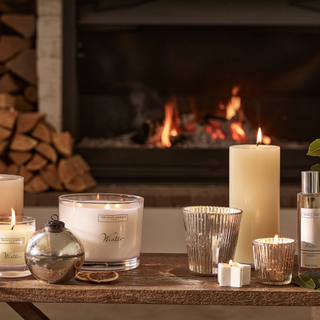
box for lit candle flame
[273,234,279,244]
[10,208,15,230]
[105,204,110,209]
[97,194,100,200]
[229,260,233,266]
[256,128,262,146]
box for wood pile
[0,12,37,112]
[0,109,97,193]
[0,11,97,193]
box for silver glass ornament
[25,214,85,284]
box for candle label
[98,214,128,222]
[2,251,22,260]
[301,208,320,268]
[0,237,25,244]
[101,232,124,243]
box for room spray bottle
[297,171,320,274]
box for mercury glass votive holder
[252,237,296,285]
[59,193,144,272]
[0,216,35,278]
[182,206,242,276]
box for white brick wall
[36,0,62,132]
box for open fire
[156,86,270,148]
[79,87,272,150]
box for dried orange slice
[87,271,119,283]
[75,271,90,282]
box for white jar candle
[0,215,35,278]
[59,193,144,271]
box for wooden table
[0,253,319,320]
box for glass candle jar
[59,193,144,271]
[182,206,242,276]
[0,216,35,278]
[252,236,296,285]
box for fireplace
[62,1,319,184]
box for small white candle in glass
[0,210,35,278]
[59,193,144,271]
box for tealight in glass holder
[182,206,242,276]
[0,216,36,278]
[59,193,144,271]
[252,236,296,285]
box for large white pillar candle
[229,144,280,264]
[0,175,24,216]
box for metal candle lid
[302,171,320,194]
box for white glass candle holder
[252,237,296,285]
[0,216,36,278]
[59,193,144,271]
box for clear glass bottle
[297,171,320,274]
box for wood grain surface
[0,253,319,306]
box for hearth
[62,1,319,183]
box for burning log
[0,110,96,193]
[130,87,252,148]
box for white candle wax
[59,201,143,261]
[0,175,24,216]
[229,144,280,264]
[218,261,251,287]
[0,225,35,265]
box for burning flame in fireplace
[161,97,180,148]
[226,86,241,120]
[206,86,247,144]
[160,86,253,147]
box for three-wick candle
[59,193,144,271]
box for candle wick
[256,142,261,147]
[11,224,15,230]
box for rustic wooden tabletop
[0,253,319,320]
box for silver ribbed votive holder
[252,237,296,285]
[182,206,242,276]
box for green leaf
[301,270,320,289]
[307,139,320,157]
[292,274,316,289]
[311,164,320,172]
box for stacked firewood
[0,109,97,193]
[0,13,37,112]
[0,12,96,193]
